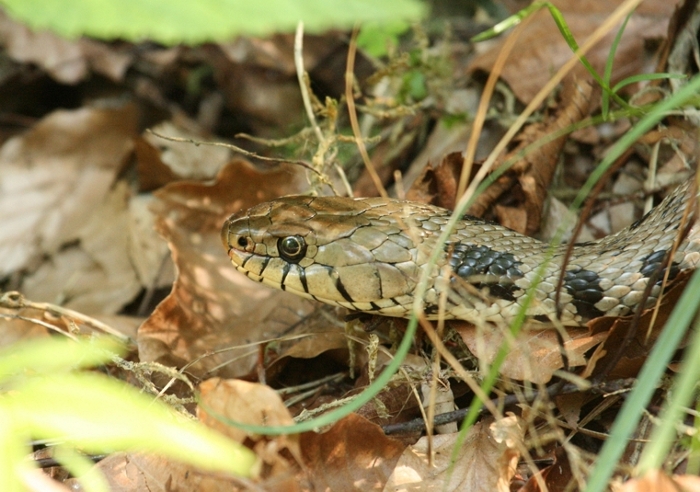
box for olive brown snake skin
[221,180,700,327]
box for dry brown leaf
[540,193,597,245]
[265,330,350,386]
[353,352,427,427]
[406,79,593,240]
[218,34,345,75]
[405,152,466,210]
[0,104,137,276]
[554,392,587,428]
[138,160,312,377]
[0,313,49,349]
[300,413,406,491]
[0,11,132,83]
[198,378,303,488]
[468,78,594,236]
[198,378,297,438]
[134,137,181,192]
[400,89,484,194]
[521,446,576,491]
[75,452,245,492]
[618,469,700,492]
[352,114,427,198]
[20,182,142,314]
[469,0,679,103]
[385,415,523,492]
[144,121,232,179]
[456,323,607,383]
[127,194,175,289]
[207,48,304,133]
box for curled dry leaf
[456,323,608,384]
[468,77,593,236]
[264,329,350,385]
[355,352,427,427]
[134,136,181,192]
[385,416,524,492]
[301,413,406,491]
[0,104,137,277]
[79,452,244,492]
[198,378,302,488]
[138,160,313,377]
[618,469,700,492]
[198,378,296,440]
[469,0,679,103]
[521,446,576,491]
[405,151,465,210]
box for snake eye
[278,235,307,263]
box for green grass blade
[636,295,700,472]
[611,73,686,94]
[602,13,632,118]
[470,1,545,42]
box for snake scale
[221,180,700,327]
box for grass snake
[221,181,700,327]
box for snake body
[222,181,700,327]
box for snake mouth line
[230,254,419,316]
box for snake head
[221,195,441,315]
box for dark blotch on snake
[563,268,605,319]
[299,266,309,294]
[279,262,291,291]
[639,249,680,284]
[447,243,524,301]
[334,272,355,303]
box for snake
[221,180,700,327]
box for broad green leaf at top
[0,0,425,45]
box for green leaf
[0,405,28,492]
[6,372,258,476]
[0,336,124,383]
[357,20,410,58]
[0,0,425,45]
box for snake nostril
[237,236,253,251]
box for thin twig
[382,378,637,435]
[295,21,324,144]
[345,26,388,198]
[0,291,130,342]
[146,129,325,179]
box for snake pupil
[278,235,307,263]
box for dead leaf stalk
[0,291,130,343]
